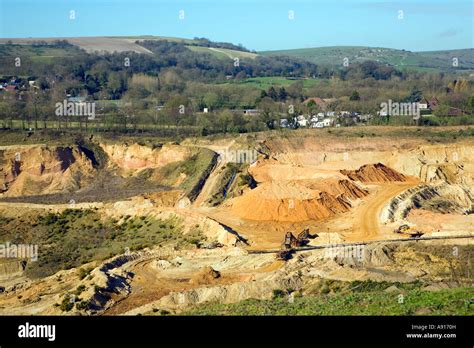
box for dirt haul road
[193,155,223,207]
[348,182,418,241]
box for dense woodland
[0,39,473,135]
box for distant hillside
[0,36,253,58]
[186,46,258,60]
[0,37,156,54]
[2,38,470,70]
[259,46,474,71]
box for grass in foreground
[184,282,474,316]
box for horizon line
[0,35,473,53]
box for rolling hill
[0,36,472,71]
[0,36,256,60]
[186,45,258,60]
[259,46,474,71]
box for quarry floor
[0,128,473,315]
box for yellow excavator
[394,224,424,238]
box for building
[296,115,308,127]
[309,116,319,127]
[243,109,261,116]
[313,118,333,128]
[3,85,17,92]
[427,97,439,110]
[418,100,429,110]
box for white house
[296,115,308,127]
[309,116,319,128]
[320,118,333,127]
[418,102,429,110]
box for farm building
[243,109,261,116]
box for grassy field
[223,76,321,89]
[184,281,474,315]
[260,46,474,71]
[0,44,84,62]
[186,45,258,60]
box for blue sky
[0,0,472,51]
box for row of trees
[1,40,473,135]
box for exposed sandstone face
[0,146,95,197]
[381,183,474,223]
[0,260,26,279]
[100,143,190,173]
[0,143,199,200]
[259,136,474,183]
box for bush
[77,267,93,280]
[75,300,89,311]
[272,289,286,299]
[59,296,74,312]
[74,285,86,296]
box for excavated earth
[0,128,473,315]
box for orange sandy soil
[103,258,250,315]
[406,209,474,234]
[204,181,418,249]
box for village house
[296,115,308,127]
[3,85,17,92]
[309,115,319,127]
[317,118,333,128]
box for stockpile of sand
[189,266,221,285]
[307,179,368,200]
[230,181,356,222]
[340,163,406,183]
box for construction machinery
[281,231,310,250]
[275,249,294,261]
[277,229,313,260]
[394,224,424,238]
